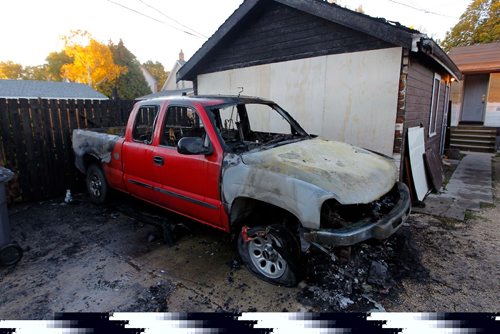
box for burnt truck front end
[222,138,411,248]
[304,182,411,246]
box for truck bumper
[303,182,411,247]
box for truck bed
[72,127,125,173]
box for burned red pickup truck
[72,96,411,286]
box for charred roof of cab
[136,95,275,106]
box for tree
[442,0,500,51]
[143,60,168,91]
[99,39,151,99]
[0,61,23,79]
[45,51,72,81]
[22,65,50,81]
[61,30,126,89]
[355,5,365,14]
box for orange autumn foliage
[61,30,126,89]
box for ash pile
[298,222,428,311]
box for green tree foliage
[0,61,23,79]
[0,53,70,81]
[442,0,500,51]
[143,60,169,91]
[100,40,151,99]
[45,51,72,81]
[22,65,50,80]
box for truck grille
[320,184,400,229]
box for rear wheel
[86,164,108,204]
[237,224,301,287]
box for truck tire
[86,164,108,204]
[0,243,23,266]
[237,224,301,287]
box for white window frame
[439,83,451,154]
[429,73,441,137]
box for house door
[461,74,489,123]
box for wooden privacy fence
[0,98,135,202]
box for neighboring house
[0,79,108,99]
[177,0,461,175]
[448,42,500,152]
[138,50,194,100]
[161,50,193,91]
[140,66,158,94]
[135,88,192,101]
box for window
[209,102,308,153]
[160,106,206,147]
[132,105,159,143]
[429,73,441,136]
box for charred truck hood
[222,138,399,230]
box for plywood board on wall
[408,126,430,201]
[197,47,402,156]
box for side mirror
[177,137,213,155]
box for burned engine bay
[208,103,310,153]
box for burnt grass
[298,220,429,311]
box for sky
[0,0,472,71]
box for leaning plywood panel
[408,127,430,201]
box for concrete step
[454,125,496,131]
[450,133,496,139]
[451,139,495,147]
[451,129,497,135]
[450,143,496,153]
[450,135,496,143]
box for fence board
[0,100,11,166]
[37,99,55,197]
[31,99,52,197]
[48,99,65,194]
[0,98,135,202]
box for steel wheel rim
[89,174,102,198]
[248,234,287,279]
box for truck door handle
[153,156,164,166]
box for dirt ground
[0,157,499,318]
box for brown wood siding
[405,58,448,154]
[488,73,500,103]
[195,1,393,75]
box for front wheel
[86,164,108,204]
[237,224,301,287]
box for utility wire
[105,0,204,38]
[387,0,459,19]
[136,0,208,39]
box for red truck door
[151,104,224,229]
[122,104,161,202]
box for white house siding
[450,81,462,127]
[162,62,194,91]
[484,73,500,127]
[450,73,500,127]
[197,47,402,156]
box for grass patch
[464,210,480,221]
[437,216,462,229]
[442,163,458,191]
[480,202,495,209]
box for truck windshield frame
[206,102,310,154]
